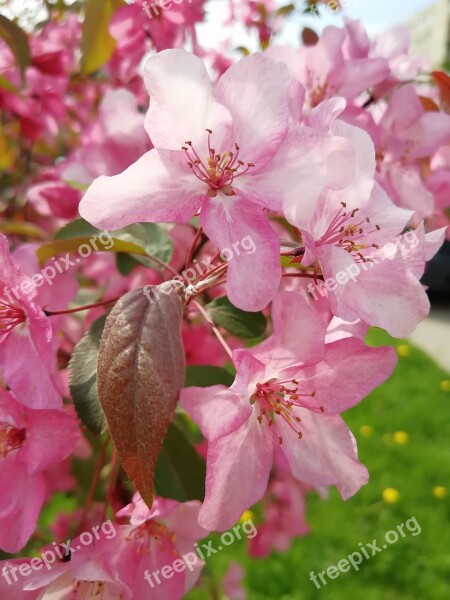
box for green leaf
[154,423,206,502]
[0,74,19,94]
[185,365,234,388]
[69,315,108,435]
[116,252,138,276]
[80,0,124,74]
[113,223,174,270]
[206,296,267,339]
[54,218,100,240]
[0,16,31,84]
[38,220,174,267]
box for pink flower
[249,451,311,557]
[80,50,354,310]
[0,235,62,408]
[0,532,130,599]
[267,25,388,108]
[115,494,208,599]
[0,388,80,552]
[181,290,396,530]
[289,119,435,337]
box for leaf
[302,27,319,46]
[54,219,100,240]
[80,0,124,74]
[0,16,31,83]
[418,95,440,112]
[116,253,138,276]
[185,365,234,388]
[0,221,46,240]
[69,315,108,436]
[154,423,206,502]
[432,70,450,114]
[38,219,174,268]
[0,74,19,93]
[97,286,185,506]
[206,296,267,339]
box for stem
[44,297,120,316]
[147,254,179,277]
[77,437,109,534]
[282,272,323,280]
[192,299,233,359]
[102,448,119,522]
[185,226,204,270]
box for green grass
[187,330,450,600]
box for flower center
[182,129,255,198]
[128,520,176,555]
[0,422,26,459]
[72,580,123,599]
[250,377,319,445]
[0,299,26,335]
[317,202,381,261]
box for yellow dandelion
[432,486,447,499]
[240,510,255,523]
[360,425,374,438]
[393,431,409,445]
[382,488,400,504]
[397,344,411,357]
[382,433,393,445]
[440,380,450,392]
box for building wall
[404,0,450,67]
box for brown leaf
[432,70,450,114]
[97,286,185,506]
[302,27,319,46]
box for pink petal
[0,319,61,409]
[251,291,327,370]
[215,52,290,167]
[180,385,251,441]
[79,149,203,230]
[20,409,80,473]
[200,196,281,311]
[291,338,397,413]
[143,49,232,152]
[0,464,45,553]
[278,409,368,499]
[199,414,273,531]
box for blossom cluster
[0,1,448,598]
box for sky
[197,0,440,50]
[0,0,442,49]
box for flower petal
[143,49,232,151]
[199,414,273,531]
[79,150,203,230]
[180,385,250,441]
[200,195,281,311]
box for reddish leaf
[418,95,440,112]
[302,27,319,46]
[97,286,185,506]
[432,70,450,114]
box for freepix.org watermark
[142,0,195,19]
[1,520,117,585]
[143,234,256,304]
[2,231,114,304]
[144,518,257,589]
[310,516,421,589]
[307,229,420,301]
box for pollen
[182,129,255,196]
[250,377,317,440]
[0,423,26,458]
[317,203,381,261]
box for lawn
[187,329,450,600]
